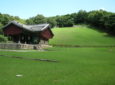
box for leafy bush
[0,35,8,42]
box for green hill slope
[49,26,115,46]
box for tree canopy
[0,10,115,36]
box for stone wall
[39,40,48,45]
[0,43,52,50]
[0,43,34,49]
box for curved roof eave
[2,21,51,32]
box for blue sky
[0,0,115,19]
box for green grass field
[49,27,115,46]
[0,26,115,85]
[0,47,115,85]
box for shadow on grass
[87,25,115,38]
[103,34,115,38]
[87,25,105,33]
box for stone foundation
[0,43,34,50]
[39,40,48,45]
[0,43,52,50]
[0,43,34,49]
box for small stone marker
[16,74,23,77]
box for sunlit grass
[50,27,115,46]
[0,47,115,85]
[0,25,115,85]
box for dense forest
[0,10,115,42]
[26,9,115,35]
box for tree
[74,10,88,24]
[26,14,47,25]
[33,14,47,24]
[55,14,74,27]
[87,10,107,27]
[104,14,115,35]
[47,17,57,28]
[71,13,77,24]
[55,15,64,27]
[26,17,35,25]
[62,14,74,27]
[13,16,26,24]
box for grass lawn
[0,47,115,85]
[0,26,115,85]
[50,27,115,46]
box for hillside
[0,25,115,85]
[49,26,115,46]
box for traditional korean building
[2,21,54,45]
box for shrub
[0,35,8,43]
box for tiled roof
[3,21,50,32]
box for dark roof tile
[3,21,50,32]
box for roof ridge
[2,21,50,32]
